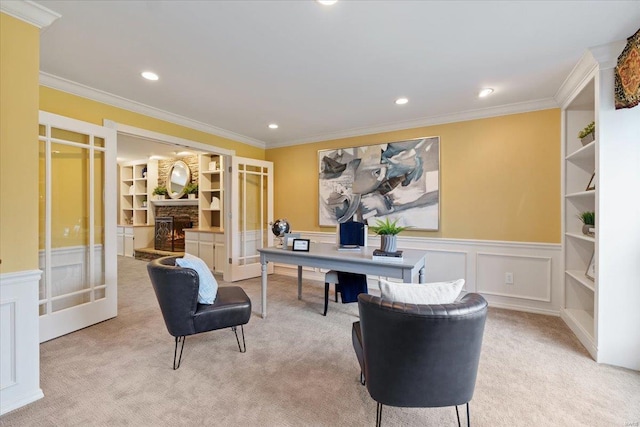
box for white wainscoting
[271,232,562,316]
[0,269,44,415]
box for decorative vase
[582,224,595,237]
[380,235,398,253]
[580,133,595,146]
[188,194,196,200]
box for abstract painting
[318,136,440,230]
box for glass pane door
[227,157,273,282]
[38,112,116,342]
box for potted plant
[152,185,168,200]
[578,121,595,146]
[578,211,595,236]
[184,182,198,199]
[368,218,408,253]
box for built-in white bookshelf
[119,159,158,225]
[198,154,224,231]
[559,42,640,370]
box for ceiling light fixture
[395,97,409,105]
[317,0,338,5]
[268,124,279,129]
[478,88,494,98]
[141,71,159,81]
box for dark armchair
[352,293,488,426]
[147,256,252,369]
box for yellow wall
[39,86,266,160]
[0,14,40,273]
[267,109,561,243]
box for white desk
[257,242,427,318]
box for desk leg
[261,261,268,318]
[297,265,302,300]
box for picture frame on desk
[585,252,595,281]
[292,239,310,252]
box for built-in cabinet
[559,42,640,370]
[184,230,225,273]
[116,225,154,257]
[119,159,158,226]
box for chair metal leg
[466,402,470,427]
[455,403,470,427]
[173,336,185,370]
[232,325,247,353]
[375,402,383,427]
[323,282,330,316]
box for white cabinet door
[199,242,215,271]
[214,243,226,273]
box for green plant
[578,211,595,226]
[578,121,595,139]
[152,185,168,196]
[184,182,198,194]
[368,218,408,235]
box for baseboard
[0,389,44,416]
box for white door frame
[104,122,235,278]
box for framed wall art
[318,136,440,230]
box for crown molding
[268,98,559,148]
[39,72,267,149]
[589,40,625,70]
[554,51,598,109]
[554,40,626,107]
[0,0,60,28]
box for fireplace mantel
[151,199,199,207]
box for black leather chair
[352,293,488,426]
[147,256,252,369]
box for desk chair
[323,221,367,315]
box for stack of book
[372,249,404,262]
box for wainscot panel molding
[0,269,44,415]
[271,232,562,316]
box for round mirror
[167,160,191,199]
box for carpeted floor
[1,256,639,426]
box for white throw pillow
[175,253,218,304]
[379,278,464,305]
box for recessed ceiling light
[141,71,159,81]
[317,0,338,5]
[395,97,409,105]
[478,88,494,98]
[268,124,279,129]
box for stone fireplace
[154,215,192,252]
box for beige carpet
[1,257,639,426]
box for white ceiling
[37,1,640,152]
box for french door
[38,111,117,342]
[226,156,274,282]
